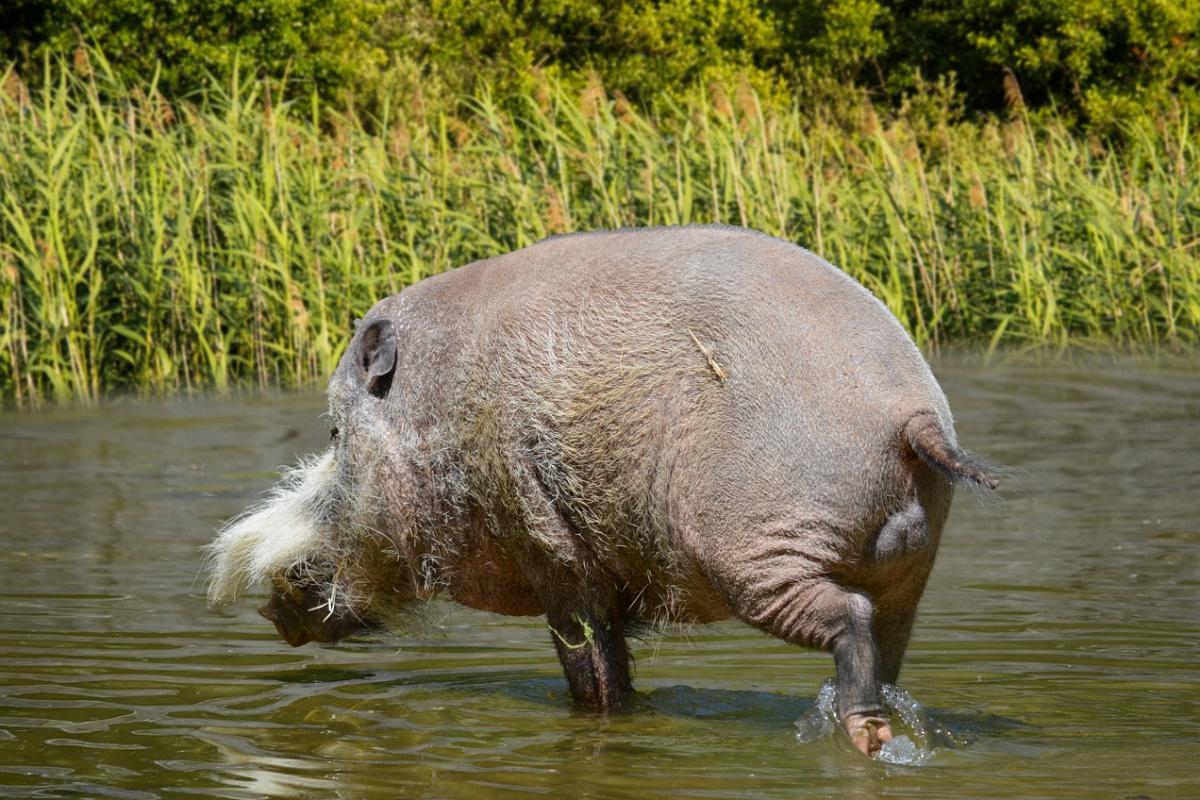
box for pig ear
[357,318,397,398]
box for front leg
[502,452,633,710]
[546,599,632,710]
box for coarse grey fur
[206,224,997,757]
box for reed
[1,57,1197,406]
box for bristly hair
[906,414,1000,491]
[204,451,340,606]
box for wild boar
[206,225,997,756]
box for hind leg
[875,603,918,686]
[871,565,935,686]
[785,581,893,755]
[870,497,941,684]
[714,556,894,755]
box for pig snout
[257,579,373,647]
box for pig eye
[330,426,340,441]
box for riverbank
[2,66,1197,406]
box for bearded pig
[206,225,997,756]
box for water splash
[793,679,839,744]
[794,679,949,765]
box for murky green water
[1,360,1197,799]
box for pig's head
[205,314,421,646]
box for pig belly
[446,536,544,616]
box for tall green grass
[1,56,1197,406]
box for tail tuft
[905,415,999,490]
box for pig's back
[399,226,954,542]
[465,224,951,433]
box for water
[1,360,1197,799]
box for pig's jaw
[205,450,338,607]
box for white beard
[205,450,337,606]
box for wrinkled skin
[208,225,996,758]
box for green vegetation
[1,0,381,99]
[4,1,1198,122]
[1,59,1196,405]
[3,4,1197,405]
